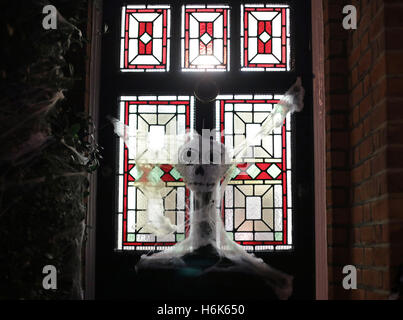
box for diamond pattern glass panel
[120,5,171,72]
[181,4,230,72]
[216,94,293,251]
[116,96,195,251]
[241,4,290,72]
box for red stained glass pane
[241,4,290,72]
[182,4,230,72]
[120,5,171,72]
[215,94,293,251]
[116,96,195,251]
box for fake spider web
[112,78,304,299]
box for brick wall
[324,0,403,299]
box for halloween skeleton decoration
[112,78,305,300]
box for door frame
[84,0,328,300]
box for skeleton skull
[176,136,231,193]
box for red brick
[359,136,374,160]
[388,146,403,169]
[351,289,366,300]
[351,124,364,146]
[352,206,364,224]
[387,122,403,144]
[365,290,388,300]
[372,127,387,151]
[358,50,372,78]
[388,99,403,121]
[373,247,390,266]
[370,54,386,86]
[331,131,350,149]
[349,45,361,69]
[363,203,372,222]
[372,77,387,103]
[370,101,387,131]
[352,247,364,265]
[389,196,403,219]
[388,171,403,193]
[330,114,348,130]
[352,83,364,106]
[328,94,350,111]
[369,9,385,40]
[327,150,348,168]
[361,226,375,243]
[333,247,351,265]
[373,224,388,243]
[384,5,403,28]
[331,170,350,187]
[387,77,403,96]
[364,247,374,265]
[386,51,403,74]
[371,198,389,221]
[385,28,403,50]
[363,269,383,288]
[332,208,350,225]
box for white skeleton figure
[113,78,305,300]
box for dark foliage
[0,0,100,299]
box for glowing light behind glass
[216,94,293,252]
[116,96,195,251]
[182,4,230,72]
[120,5,171,72]
[241,4,291,72]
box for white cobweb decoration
[112,78,305,300]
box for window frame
[85,0,327,300]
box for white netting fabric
[112,78,305,300]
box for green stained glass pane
[275,232,283,241]
[226,232,234,240]
[127,234,136,242]
[246,164,261,179]
[170,168,182,181]
[131,166,143,180]
[148,166,164,183]
[231,167,241,179]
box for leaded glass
[181,4,230,72]
[216,94,293,251]
[116,96,195,251]
[120,5,171,72]
[241,4,290,72]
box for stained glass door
[96,0,315,300]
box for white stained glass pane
[255,232,274,241]
[246,123,261,146]
[127,187,136,210]
[120,5,171,72]
[225,209,234,231]
[216,95,293,252]
[116,96,194,251]
[246,197,262,220]
[235,233,254,241]
[275,209,283,231]
[117,214,123,250]
[182,5,230,72]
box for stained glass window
[181,4,230,72]
[120,5,171,72]
[241,4,290,72]
[215,94,292,251]
[116,96,195,251]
